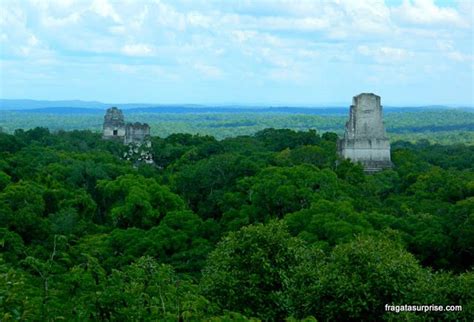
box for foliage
[301,235,429,320]
[201,221,315,320]
[97,174,185,228]
[0,125,472,320]
[2,109,473,143]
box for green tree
[0,181,48,243]
[300,235,430,321]
[284,199,375,246]
[0,258,41,320]
[172,153,260,218]
[100,256,211,321]
[201,221,314,320]
[238,165,340,222]
[254,128,320,151]
[97,174,185,228]
[0,171,11,190]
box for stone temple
[338,93,392,173]
[102,107,150,145]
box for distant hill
[0,99,209,111]
[1,99,472,114]
[7,106,474,116]
[12,107,106,114]
[0,99,109,110]
[10,106,349,115]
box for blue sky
[0,0,472,106]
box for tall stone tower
[103,107,125,140]
[338,93,392,172]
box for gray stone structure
[102,107,125,140]
[338,93,392,172]
[102,107,150,145]
[124,122,151,145]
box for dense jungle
[0,124,473,320]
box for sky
[0,0,473,106]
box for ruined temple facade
[102,107,150,145]
[102,107,126,140]
[338,93,392,173]
[124,122,150,145]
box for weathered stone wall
[103,126,126,138]
[338,93,392,172]
[124,122,150,145]
[103,107,126,140]
[102,107,153,164]
[102,107,150,146]
[347,94,386,139]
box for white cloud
[90,0,121,23]
[111,64,137,73]
[268,67,305,83]
[358,45,414,63]
[437,39,454,51]
[0,5,25,27]
[446,51,473,63]
[193,63,223,78]
[27,35,39,47]
[0,0,472,104]
[186,12,212,28]
[42,12,81,27]
[109,25,126,34]
[436,39,472,63]
[29,0,78,10]
[110,63,180,81]
[154,1,187,31]
[338,0,394,34]
[121,44,154,57]
[232,30,257,43]
[254,16,329,31]
[259,47,292,68]
[391,0,468,27]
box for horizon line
[1,98,473,109]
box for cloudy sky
[0,0,472,106]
